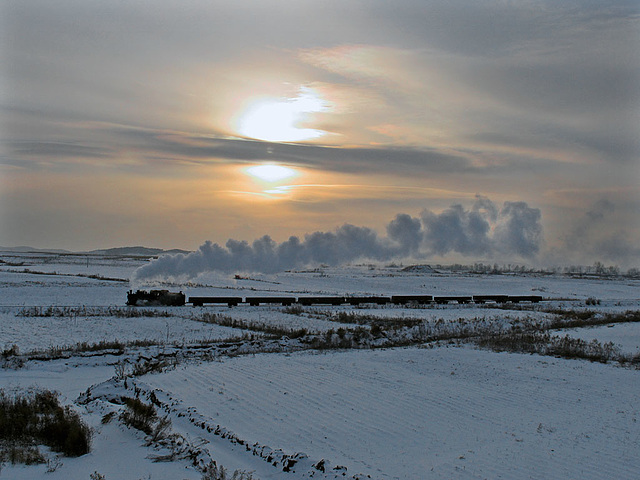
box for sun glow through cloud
[237,86,328,142]
[245,164,298,182]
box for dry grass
[0,389,91,464]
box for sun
[245,164,298,182]
[236,86,328,142]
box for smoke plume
[132,196,543,282]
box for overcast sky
[1,0,638,267]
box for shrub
[119,397,172,443]
[369,323,382,336]
[283,305,305,316]
[130,358,169,376]
[193,312,308,339]
[1,344,19,358]
[17,306,172,318]
[120,397,157,435]
[0,389,91,463]
[201,461,254,480]
[475,332,623,364]
[101,411,116,424]
[2,444,46,465]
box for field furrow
[142,346,640,479]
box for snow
[0,359,202,479]
[1,252,639,479]
[142,345,640,479]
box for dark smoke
[131,196,543,282]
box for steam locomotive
[126,290,186,306]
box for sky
[1,0,639,268]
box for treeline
[430,262,637,277]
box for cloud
[118,128,475,176]
[131,196,544,282]
[2,1,637,259]
[6,141,113,159]
[586,199,615,222]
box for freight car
[298,296,347,306]
[391,295,433,305]
[507,295,542,303]
[472,295,509,304]
[346,296,391,306]
[190,296,242,307]
[433,296,473,304]
[245,296,296,306]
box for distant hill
[163,249,192,255]
[87,246,191,256]
[0,246,72,254]
[0,245,190,256]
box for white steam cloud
[132,196,542,282]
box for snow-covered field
[1,251,639,479]
[142,346,640,480]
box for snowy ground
[141,346,640,480]
[1,251,639,479]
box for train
[126,290,542,307]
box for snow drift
[132,196,542,282]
